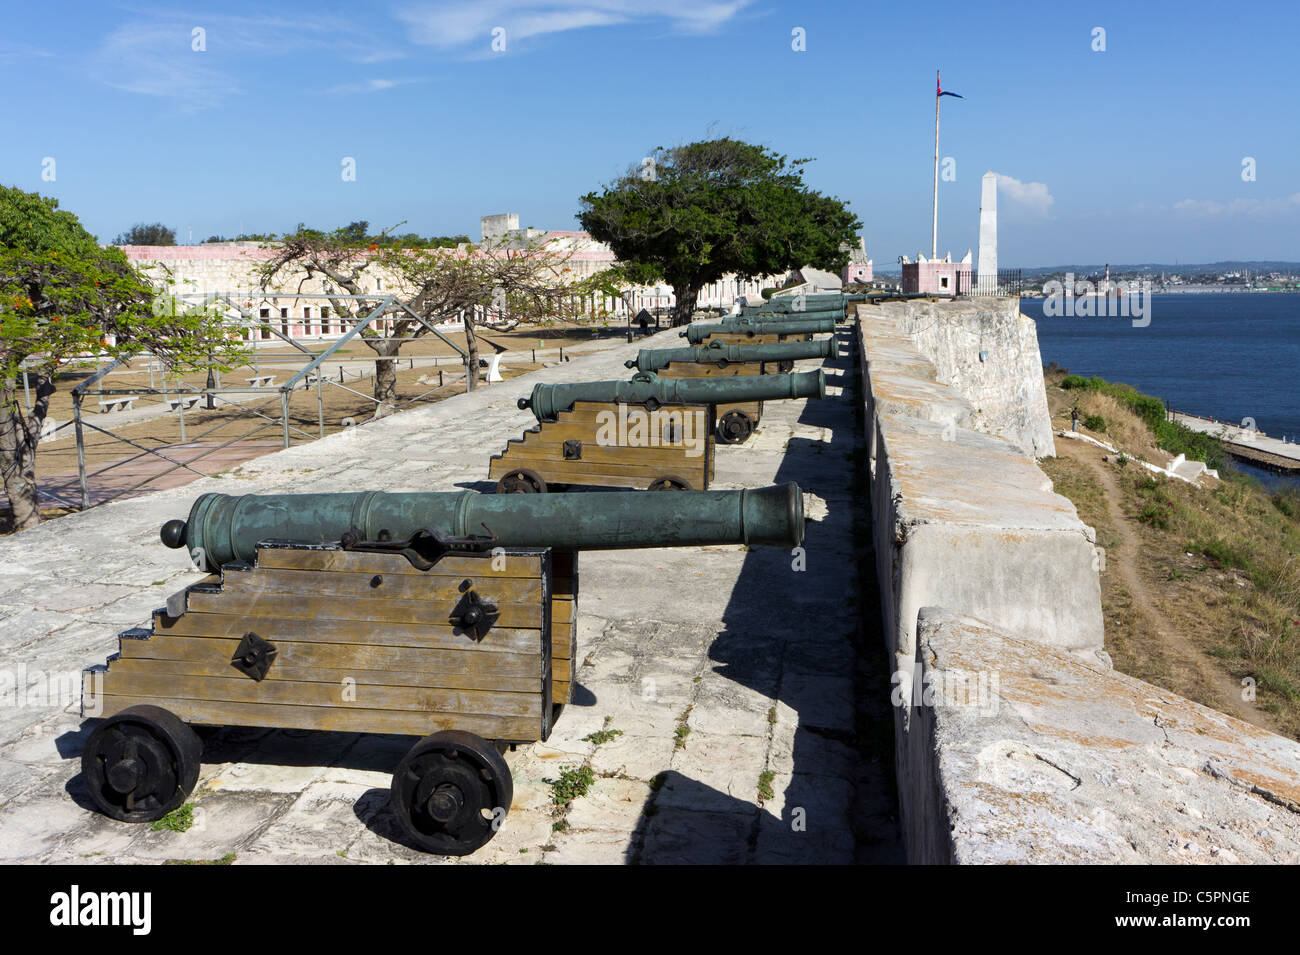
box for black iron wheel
[81,705,202,823]
[717,410,755,445]
[496,467,547,494]
[647,475,692,491]
[776,359,794,373]
[390,730,514,855]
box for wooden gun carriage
[489,370,824,492]
[79,485,804,855]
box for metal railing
[62,293,477,511]
[967,269,1024,297]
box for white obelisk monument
[977,171,997,291]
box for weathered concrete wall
[904,608,1300,864]
[863,297,1054,457]
[857,299,1300,863]
[858,303,1104,687]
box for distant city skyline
[3,0,1297,266]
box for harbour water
[1025,292,1300,487]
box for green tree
[0,186,244,530]
[113,222,177,246]
[578,138,862,325]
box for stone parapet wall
[863,298,1054,457]
[855,300,1300,863]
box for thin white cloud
[89,12,402,110]
[324,77,428,94]
[0,43,55,63]
[1171,194,1300,218]
[992,172,1054,217]
[397,0,751,51]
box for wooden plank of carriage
[89,695,542,741]
[104,654,542,694]
[148,612,542,653]
[256,547,557,579]
[219,566,543,603]
[551,550,578,704]
[91,549,555,740]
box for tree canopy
[113,222,176,246]
[578,138,862,322]
[0,185,243,528]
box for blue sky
[2,0,1297,266]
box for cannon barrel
[624,339,833,372]
[745,295,847,311]
[518,369,824,421]
[737,307,844,321]
[681,317,836,344]
[161,482,805,568]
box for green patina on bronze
[737,307,844,321]
[625,338,833,372]
[162,483,806,568]
[520,369,824,422]
[682,317,836,344]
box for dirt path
[1054,435,1263,725]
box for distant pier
[1171,412,1300,472]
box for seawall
[857,297,1300,863]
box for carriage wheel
[496,467,547,494]
[390,730,514,856]
[776,359,794,373]
[81,705,202,823]
[647,475,692,491]
[717,410,755,445]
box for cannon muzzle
[522,369,824,421]
[162,482,806,569]
[682,317,836,344]
[625,339,833,372]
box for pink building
[840,237,872,285]
[900,251,971,295]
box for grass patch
[581,719,624,746]
[757,770,775,802]
[165,852,236,866]
[1060,373,1226,468]
[546,765,595,806]
[1046,368,1300,738]
[150,803,195,833]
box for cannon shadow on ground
[622,326,904,863]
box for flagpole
[932,69,940,259]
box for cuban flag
[937,70,963,98]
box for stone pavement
[21,441,285,509]
[0,324,901,864]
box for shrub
[1138,502,1172,530]
[1084,414,1106,432]
[1058,374,1226,469]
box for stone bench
[166,395,201,411]
[97,397,135,413]
[247,375,275,388]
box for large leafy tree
[579,138,862,325]
[114,222,176,246]
[0,186,242,530]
